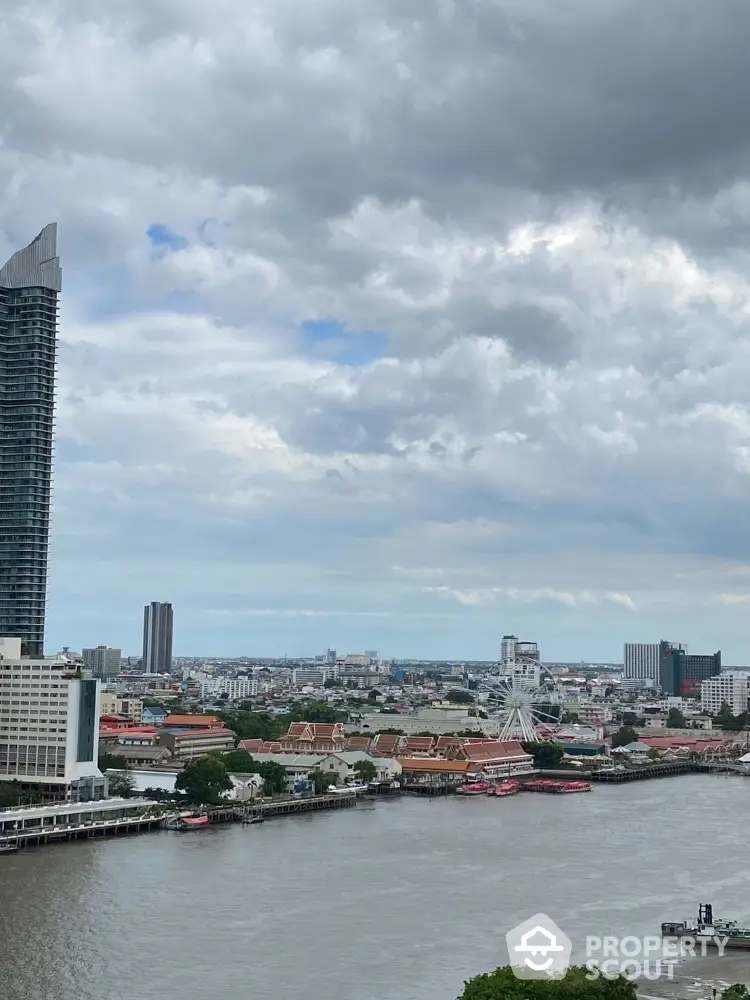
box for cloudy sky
[3,0,750,661]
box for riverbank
[1,778,749,1000]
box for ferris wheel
[481,674,560,743]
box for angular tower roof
[0,223,62,291]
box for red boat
[518,779,591,794]
[166,814,210,830]
[487,781,520,797]
[456,782,490,795]
[554,781,591,793]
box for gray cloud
[3,0,750,657]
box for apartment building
[701,672,750,716]
[0,637,104,801]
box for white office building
[0,637,105,801]
[701,672,750,716]
[200,676,257,701]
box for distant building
[158,728,235,761]
[292,668,325,687]
[83,646,122,677]
[142,602,173,674]
[141,706,168,726]
[0,636,104,801]
[660,642,721,697]
[99,693,142,723]
[500,636,541,688]
[624,641,686,684]
[701,672,750,716]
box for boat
[164,814,209,830]
[518,779,591,794]
[487,781,520,797]
[662,904,750,949]
[554,781,592,793]
[0,842,18,854]
[244,814,265,825]
[456,782,490,795]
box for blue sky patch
[146,223,189,252]
[301,319,387,366]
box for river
[1,775,749,1000]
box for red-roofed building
[99,714,138,731]
[451,739,535,778]
[238,739,266,753]
[277,722,345,754]
[345,736,372,751]
[163,714,224,730]
[370,733,401,756]
[434,736,463,755]
[402,736,435,754]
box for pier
[0,798,163,850]
[200,791,359,825]
[588,761,694,782]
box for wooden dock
[588,761,694,782]
[205,792,359,825]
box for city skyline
[3,5,750,663]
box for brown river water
[0,775,749,1000]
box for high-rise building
[659,641,721,697]
[142,602,173,674]
[500,635,541,687]
[0,225,61,657]
[82,645,122,678]
[623,641,686,684]
[0,636,104,801]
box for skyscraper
[142,602,174,673]
[0,225,61,657]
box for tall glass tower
[142,602,174,674]
[0,224,61,657]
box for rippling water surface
[1,775,750,1000]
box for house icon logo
[505,913,572,980]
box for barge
[662,904,750,949]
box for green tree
[716,703,748,732]
[175,755,233,804]
[446,689,474,704]
[666,707,687,728]
[324,678,342,688]
[254,760,287,795]
[0,781,22,807]
[108,772,136,798]
[222,749,258,772]
[99,752,128,772]
[458,965,636,999]
[610,726,638,748]
[723,986,750,999]
[310,769,333,795]
[621,712,639,727]
[522,741,565,769]
[353,759,377,783]
[287,701,347,724]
